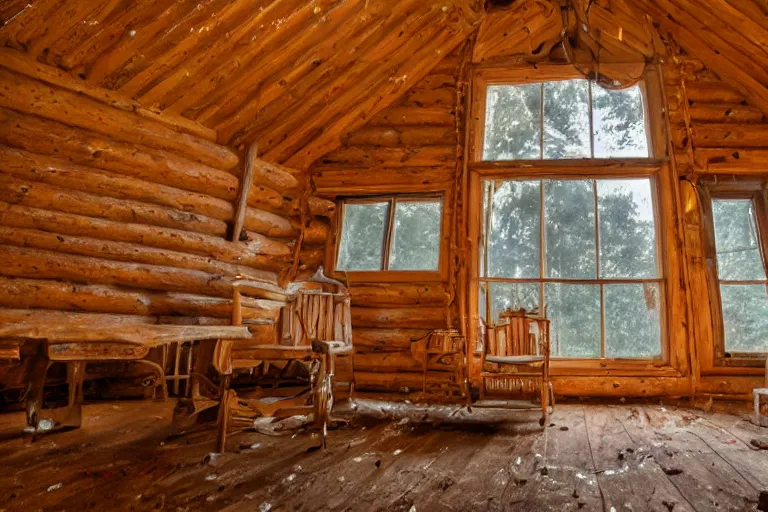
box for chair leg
[215,374,232,454]
[539,378,548,427]
[548,381,555,414]
[25,355,51,431]
[479,376,485,401]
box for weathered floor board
[0,400,765,511]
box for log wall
[664,55,768,396]
[313,40,768,399]
[0,51,332,391]
[312,49,467,393]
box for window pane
[604,283,662,358]
[546,283,601,357]
[597,179,658,278]
[483,84,541,160]
[490,282,540,323]
[592,84,649,158]
[543,80,590,159]
[488,180,541,278]
[336,202,388,271]
[389,200,442,271]
[545,180,596,278]
[712,199,766,281]
[720,284,768,353]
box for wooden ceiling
[0,0,481,168]
[1,0,767,166]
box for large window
[479,178,663,359]
[482,79,648,161]
[710,194,768,355]
[335,196,443,273]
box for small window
[480,177,662,358]
[336,196,443,272]
[712,198,768,353]
[483,79,648,161]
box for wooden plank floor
[0,399,766,511]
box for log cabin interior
[1,0,768,510]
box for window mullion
[593,179,606,358]
[539,179,547,346]
[588,81,595,159]
[539,83,545,160]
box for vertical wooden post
[230,142,257,242]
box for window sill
[331,270,445,284]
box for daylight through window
[711,198,768,353]
[336,196,443,272]
[479,178,663,359]
[482,79,648,161]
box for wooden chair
[479,308,555,426]
[187,267,354,451]
[411,329,472,408]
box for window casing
[479,177,664,359]
[703,183,768,365]
[333,195,445,279]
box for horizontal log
[692,124,768,148]
[367,106,455,127]
[351,307,446,329]
[344,126,456,147]
[0,277,282,321]
[316,146,456,168]
[668,103,764,123]
[350,283,450,307]
[301,218,330,245]
[0,244,240,298]
[298,246,325,270]
[354,371,442,392]
[307,196,336,218]
[0,201,292,268]
[251,159,301,192]
[0,309,161,327]
[0,67,238,169]
[313,167,453,195]
[0,144,297,238]
[354,351,422,372]
[403,86,456,107]
[0,225,278,282]
[685,148,768,174]
[0,245,293,304]
[352,328,432,351]
[0,173,228,237]
[669,82,745,105]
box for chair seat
[485,354,544,365]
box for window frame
[478,174,667,361]
[329,193,448,283]
[471,64,654,164]
[467,63,680,375]
[701,180,768,367]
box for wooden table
[0,323,251,435]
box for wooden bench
[0,323,250,434]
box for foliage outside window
[482,79,648,161]
[336,196,443,272]
[479,178,663,359]
[710,196,768,355]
